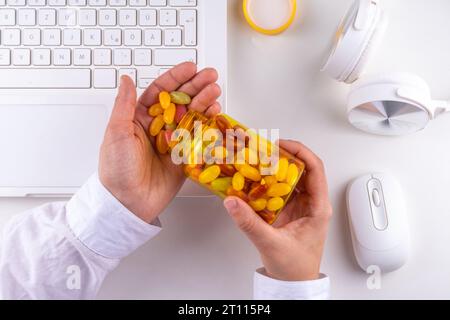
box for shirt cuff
[66,173,162,259]
[253,268,331,300]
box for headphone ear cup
[345,11,388,83]
[347,72,432,136]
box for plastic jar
[169,111,305,225]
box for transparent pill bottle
[169,111,305,225]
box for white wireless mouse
[346,173,410,273]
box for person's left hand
[99,62,222,223]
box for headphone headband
[322,0,385,83]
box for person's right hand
[223,140,332,281]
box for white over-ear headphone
[322,0,450,136]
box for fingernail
[119,75,126,88]
[119,76,134,98]
[223,198,238,212]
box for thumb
[223,197,273,246]
[111,75,137,122]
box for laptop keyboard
[0,0,198,89]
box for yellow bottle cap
[243,0,297,35]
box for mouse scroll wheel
[372,189,381,207]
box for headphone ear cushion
[345,11,388,83]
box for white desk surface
[1,0,450,299]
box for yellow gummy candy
[149,115,165,137]
[211,177,232,193]
[148,103,163,117]
[263,175,277,186]
[286,163,300,187]
[267,183,292,197]
[275,158,289,182]
[267,197,284,212]
[199,165,221,184]
[249,198,267,212]
[159,91,171,109]
[163,103,176,124]
[239,164,261,182]
[170,91,192,105]
[232,172,245,191]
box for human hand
[99,62,222,223]
[223,140,332,281]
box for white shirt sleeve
[253,268,331,300]
[0,173,161,300]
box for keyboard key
[143,29,162,46]
[149,0,166,6]
[48,0,66,6]
[104,29,121,45]
[119,9,137,26]
[7,0,25,6]
[164,29,182,46]
[79,9,96,26]
[138,78,153,89]
[99,9,117,26]
[0,9,16,26]
[83,28,102,46]
[32,48,51,66]
[129,0,145,6]
[22,28,41,45]
[58,8,77,26]
[134,48,151,66]
[124,29,141,46]
[180,9,197,46]
[139,9,156,26]
[154,48,196,66]
[138,67,159,79]
[38,9,56,26]
[118,68,136,85]
[88,0,106,6]
[138,77,153,89]
[18,9,36,26]
[28,0,46,6]
[63,28,81,45]
[53,48,71,65]
[94,48,111,65]
[113,48,131,66]
[12,48,31,65]
[68,0,87,5]
[0,49,11,66]
[74,48,91,66]
[170,0,196,6]
[42,28,61,45]
[108,0,126,6]
[0,68,91,88]
[2,29,21,46]
[159,9,176,26]
[94,68,116,88]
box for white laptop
[0,0,227,197]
